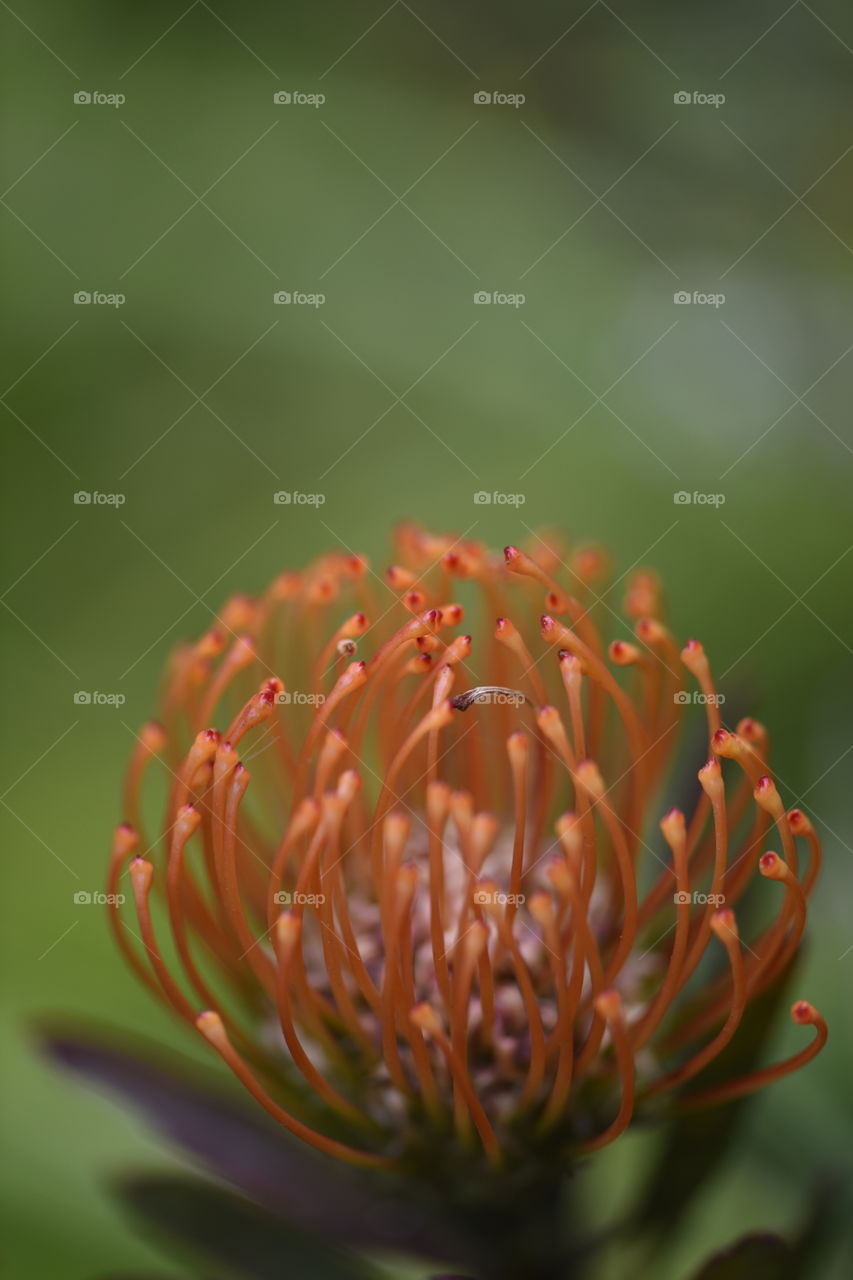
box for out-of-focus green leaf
[684,1173,847,1280]
[631,965,795,1240]
[786,1172,848,1280]
[116,1174,376,1280]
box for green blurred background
[2,1,852,1276]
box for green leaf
[631,964,796,1240]
[685,1173,845,1280]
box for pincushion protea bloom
[108,525,826,1175]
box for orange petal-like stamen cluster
[109,526,825,1169]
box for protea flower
[107,525,825,1189]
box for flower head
[109,526,825,1172]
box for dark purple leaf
[117,1175,374,1280]
[688,1232,790,1279]
[40,1027,476,1266]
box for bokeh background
[2,1,852,1276]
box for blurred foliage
[2,1,852,1277]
